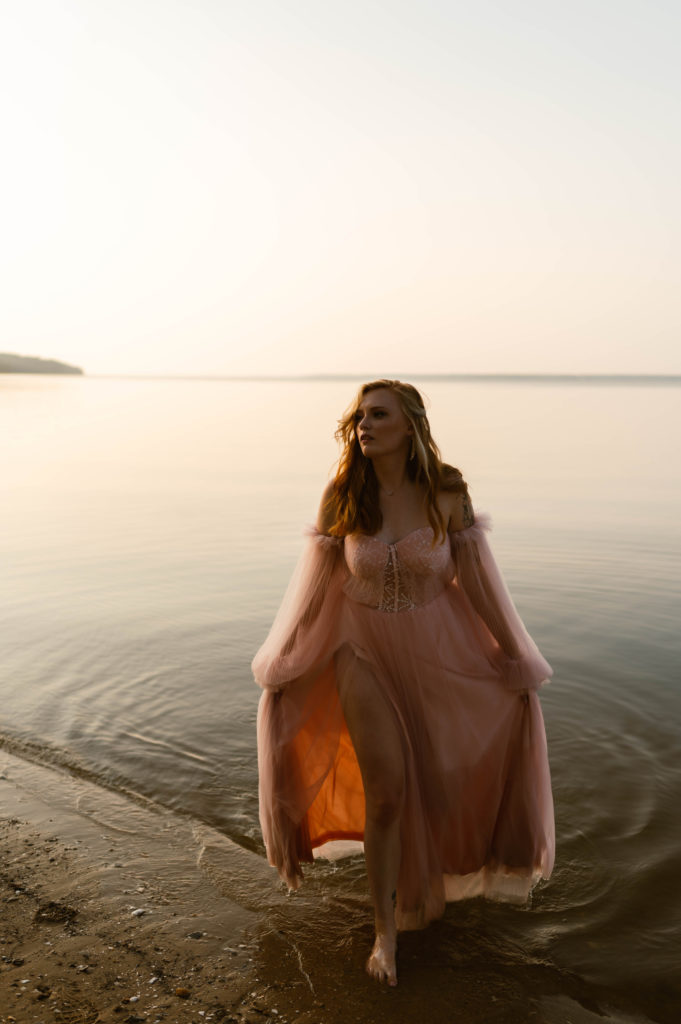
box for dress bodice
[343,526,454,612]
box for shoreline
[0,751,659,1024]
[0,750,277,1023]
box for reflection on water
[1,374,680,1022]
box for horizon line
[82,371,681,384]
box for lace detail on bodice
[343,526,454,612]
[381,543,416,612]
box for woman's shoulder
[316,480,338,534]
[436,465,474,531]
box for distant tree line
[0,352,83,374]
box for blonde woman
[253,380,554,987]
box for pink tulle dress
[252,511,554,931]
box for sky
[1,0,680,377]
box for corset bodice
[343,526,454,612]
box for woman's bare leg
[335,646,404,986]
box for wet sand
[0,751,659,1024]
[0,752,267,1023]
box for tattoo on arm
[462,492,474,527]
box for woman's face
[356,388,412,459]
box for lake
[1,373,680,1022]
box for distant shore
[0,352,83,375]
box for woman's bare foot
[366,931,397,986]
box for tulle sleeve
[251,527,346,692]
[252,528,350,887]
[449,512,552,692]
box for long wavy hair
[325,379,466,541]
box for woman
[253,380,554,987]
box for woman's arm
[252,483,345,689]
[443,490,551,690]
[444,492,522,660]
[280,484,338,655]
[316,480,337,533]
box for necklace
[380,479,404,497]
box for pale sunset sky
[2,0,680,377]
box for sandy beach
[0,750,272,1023]
[1,749,658,1024]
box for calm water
[1,374,680,1021]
